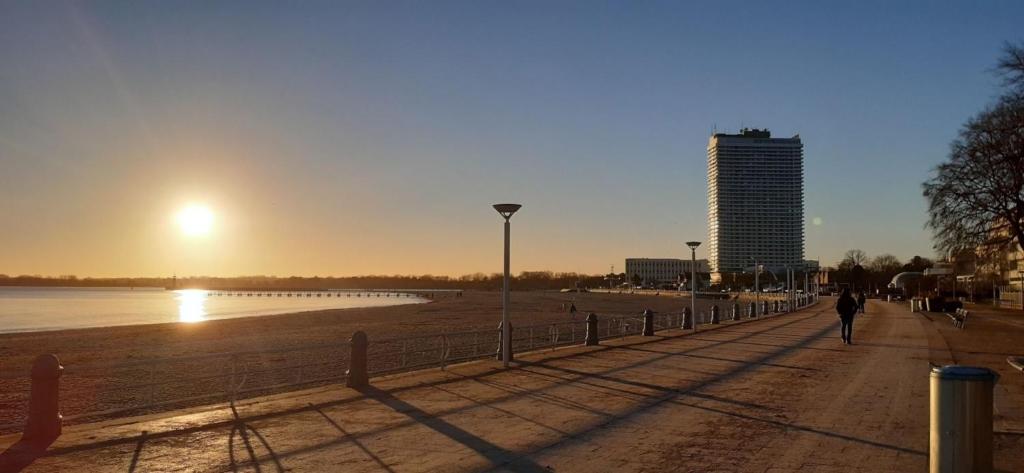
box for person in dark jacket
[836,288,859,344]
[857,291,867,314]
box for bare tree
[839,249,868,269]
[996,41,1024,92]
[924,43,1024,261]
[869,254,903,274]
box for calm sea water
[0,287,427,334]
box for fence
[997,285,1023,310]
[0,294,818,435]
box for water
[0,287,427,334]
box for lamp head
[493,203,521,220]
[685,241,701,250]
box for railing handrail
[61,340,351,374]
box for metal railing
[50,342,350,426]
[0,297,824,434]
[0,373,31,433]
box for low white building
[625,258,710,286]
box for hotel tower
[706,128,804,282]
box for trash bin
[929,365,999,473]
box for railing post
[682,307,693,330]
[710,304,720,324]
[24,354,62,443]
[228,355,237,403]
[585,313,599,346]
[642,309,654,336]
[495,321,514,362]
[346,331,368,388]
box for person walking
[569,302,578,321]
[857,291,867,314]
[836,288,858,345]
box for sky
[1,1,1022,278]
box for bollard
[762,300,769,316]
[748,301,757,318]
[732,303,741,321]
[772,300,780,313]
[930,365,999,473]
[24,354,63,443]
[346,331,368,388]
[642,309,654,336]
[495,321,514,361]
[682,307,694,330]
[585,313,599,346]
[710,305,720,324]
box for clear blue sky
[1,1,1021,277]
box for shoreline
[0,290,707,368]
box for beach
[0,290,716,370]
[0,290,738,429]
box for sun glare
[176,289,208,323]
[177,204,214,236]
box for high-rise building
[706,128,804,282]
[625,258,709,286]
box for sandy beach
[0,290,745,430]
[0,290,718,370]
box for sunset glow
[177,205,214,237]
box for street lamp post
[686,241,701,327]
[749,257,760,317]
[493,203,521,368]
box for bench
[1009,356,1024,373]
[945,308,969,329]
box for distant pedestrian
[836,288,858,345]
[857,291,866,314]
[569,302,578,320]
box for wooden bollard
[732,303,741,321]
[710,305,720,324]
[682,307,694,330]
[346,331,368,388]
[749,301,757,318]
[585,313,600,346]
[24,354,63,443]
[642,309,654,336]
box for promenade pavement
[1,298,1020,472]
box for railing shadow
[227,404,284,473]
[354,385,550,473]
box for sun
[177,204,214,236]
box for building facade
[707,128,804,281]
[625,258,709,286]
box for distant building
[707,128,804,282]
[625,258,709,286]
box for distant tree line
[830,249,935,292]
[0,271,609,291]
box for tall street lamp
[686,241,701,327]
[493,203,521,368]
[749,257,760,317]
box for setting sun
[176,204,214,236]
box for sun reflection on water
[176,289,208,323]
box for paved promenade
[2,298,1021,472]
